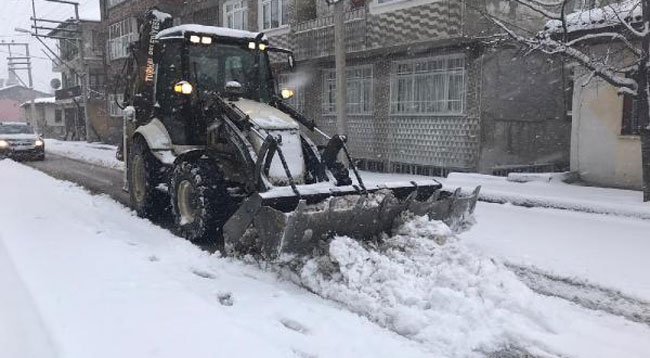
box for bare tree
[486,0,650,201]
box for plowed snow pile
[280,215,650,357]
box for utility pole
[327,0,347,136]
[28,0,94,142]
[0,41,38,132]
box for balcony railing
[293,8,367,60]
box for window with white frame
[108,94,125,117]
[108,18,137,60]
[390,55,465,115]
[323,66,373,115]
[261,0,289,30]
[224,0,248,30]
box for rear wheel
[128,138,168,218]
[170,160,231,244]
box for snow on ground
[44,139,124,170]
[286,215,650,358]
[3,159,650,357]
[462,202,650,301]
[0,159,429,358]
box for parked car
[0,122,45,161]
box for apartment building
[99,0,571,174]
[48,19,109,141]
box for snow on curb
[44,139,124,170]
[444,173,650,221]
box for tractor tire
[170,159,231,244]
[128,138,169,218]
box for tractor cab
[155,25,276,104]
[144,25,284,145]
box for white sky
[0,0,100,93]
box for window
[108,18,136,60]
[390,55,465,115]
[261,0,288,30]
[192,6,220,26]
[109,94,125,117]
[107,0,128,8]
[54,110,62,123]
[89,74,106,90]
[156,42,183,108]
[323,65,373,115]
[224,0,248,30]
[622,93,641,136]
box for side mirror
[225,81,244,101]
[268,46,296,71]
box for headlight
[174,81,194,95]
[35,140,44,147]
[0,140,8,148]
[280,88,295,100]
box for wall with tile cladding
[366,0,463,49]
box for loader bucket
[223,183,481,259]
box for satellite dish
[50,78,61,90]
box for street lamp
[14,27,32,34]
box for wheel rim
[177,180,196,225]
[132,154,146,204]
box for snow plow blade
[223,182,481,259]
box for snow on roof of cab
[157,24,266,41]
[545,0,642,33]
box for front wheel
[170,160,231,243]
[128,139,168,218]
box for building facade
[98,0,571,175]
[49,19,110,141]
[20,97,67,140]
[0,85,50,123]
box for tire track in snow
[507,263,650,327]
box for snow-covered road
[463,202,650,301]
[4,157,650,357]
[0,160,429,358]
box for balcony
[293,8,367,60]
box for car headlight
[0,140,8,149]
[35,139,44,147]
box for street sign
[55,86,81,100]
